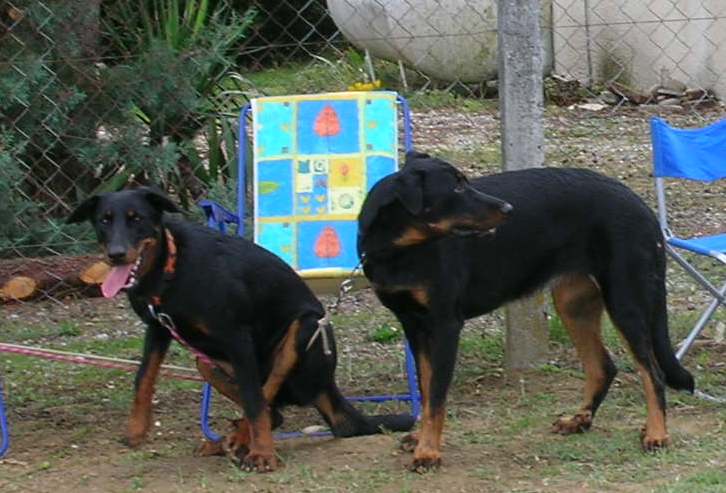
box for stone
[684,88,708,101]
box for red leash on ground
[0,342,203,382]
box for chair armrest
[198,199,240,233]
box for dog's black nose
[107,248,127,264]
[500,202,513,214]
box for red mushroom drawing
[314,226,341,258]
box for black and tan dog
[358,151,694,472]
[67,187,414,472]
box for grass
[243,53,498,114]
[1,294,724,492]
[368,324,403,344]
[2,73,725,491]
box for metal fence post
[497,0,550,371]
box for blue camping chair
[650,117,726,360]
[0,378,8,458]
[198,91,420,441]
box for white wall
[552,0,726,98]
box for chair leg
[404,339,422,419]
[666,246,726,360]
[677,281,726,361]
[0,378,9,458]
[198,342,422,442]
[199,382,222,442]
[667,246,726,300]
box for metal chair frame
[198,93,421,441]
[651,117,726,360]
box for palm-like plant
[101,0,255,204]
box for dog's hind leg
[313,386,369,436]
[551,274,617,435]
[312,381,416,439]
[601,270,670,451]
[199,320,301,464]
[193,359,285,458]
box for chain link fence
[1,0,724,304]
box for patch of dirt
[2,105,725,492]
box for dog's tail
[652,259,695,393]
[319,385,416,438]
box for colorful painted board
[253,92,399,276]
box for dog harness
[147,228,215,367]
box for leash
[145,228,217,368]
[0,342,203,382]
[147,302,215,367]
[305,260,364,356]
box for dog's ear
[67,195,100,224]
[141,187,182,214]
[358,169,423,243]
[359,181,396,238]
[404,150,431,165]
[394,171,423,216]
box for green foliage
[0,1,103,256]
[100,0,255,205]
[58,321,82,337]
[1,1,254,256]
[368,324,403,344]
[459,330,504,363]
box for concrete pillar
[497,0,550,371]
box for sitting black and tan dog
[358,151,694,472]
[67,187,414,472]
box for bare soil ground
[1,105,725,492]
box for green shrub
[0,0,253,256]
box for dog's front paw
[125,408,152,448]
[408,447,441,474]
[242,450,279,473]
[125,432,146,448]
[640,427,670,452]
[551,412,592,435]
[222,430,250,464]
[125,419,150,448]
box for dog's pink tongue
[101,264,133,298]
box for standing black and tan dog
[358,151,694,472]
[67,187,414,472]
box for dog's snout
[107,247,127,264]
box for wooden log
[0,276,37,301]
[0,255,109,303]
[80,261,110,285]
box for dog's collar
[162,228,177,279]
[150,227,177,306]
[146,228,215,367]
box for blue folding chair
[198,91,420,441]
[650,117,726,360]
[0,378,8,458]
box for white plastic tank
[327,0,552,83]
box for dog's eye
[100,214,111,225]
[453,183,467,193]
